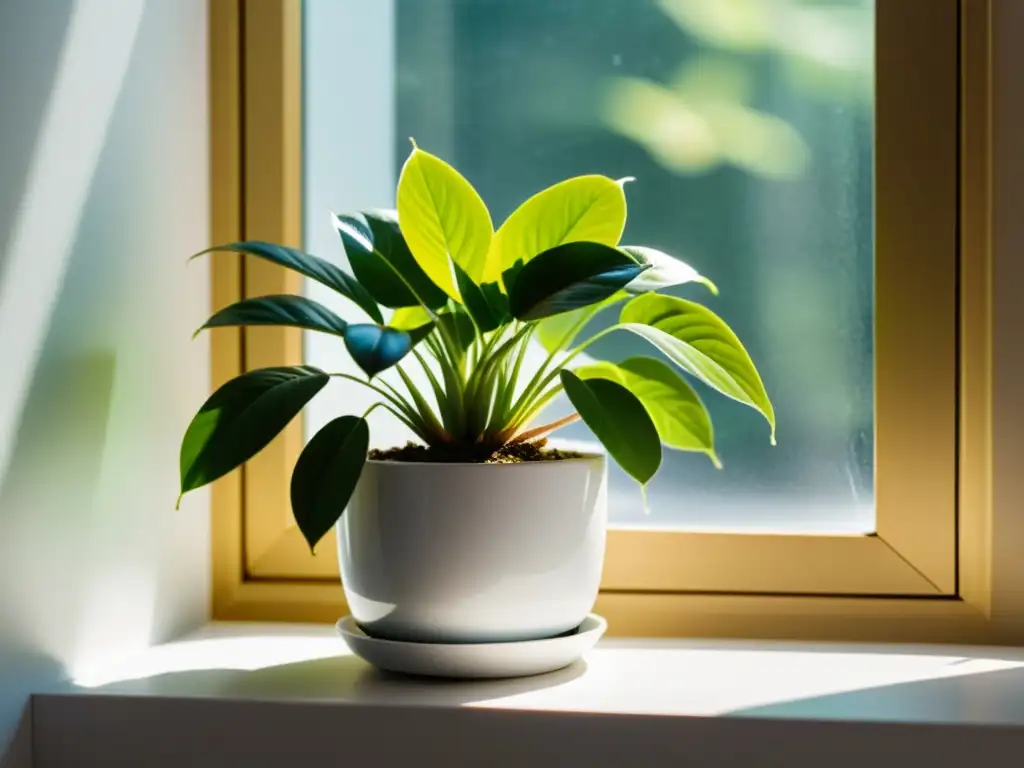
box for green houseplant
[178,141,774,645]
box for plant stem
[330,373,429,440]
[509,324,621,423]
[508,412,580,444]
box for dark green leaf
[560,370,661,486]
[575,357,719,466]
[344,324,416,377]
[335,213,412,308]
[291,415,369,553]
[334,211,449,310]
[194,241,383,324]
[365,211,451,309]
[454,262,511,332]
[195,295,348,337]
[508,241,648,321]
[436,308,478,360]
[179,366,328,496]
[406,321,435,346]
[502,258,526,293]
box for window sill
[34,622,1024,767]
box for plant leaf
[502,258,526,294]
[619,293,775,441]
[291,415,369,553]
[406,320,436,346]
[454,262,510,333]
[334,211,449,309]
[390,305,434,331]
[344,324,418,378]
[396,143,493,300]
[620,245,718,295]
[194,241,383,324]
[575,357,719,466]
[179,366,328,496]
[436,308,478,360]
[560,370,661,486]
[364,211,450,307]
[488,175,628,282]
[196,295,348,338]
[508,241,648,321]
[534,292,627,353]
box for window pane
[302,0,875,535]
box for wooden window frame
[208,0,1007,641]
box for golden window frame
[208,0,1003,641]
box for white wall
[0,0,211,760]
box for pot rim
[363,449,605,469]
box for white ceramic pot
[336,452,607,644]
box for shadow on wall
[0,0,74,279]
[0,0,211,758]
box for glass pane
[302,0,875,534]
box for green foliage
[560,370,661,486]
[575,357,719,467]
[196,295,348,338]
[488,175,628,281]
[180,144,775,550]
[194,241,383,324]
[334,210,448,309]
[291,415,369,553]
[507,241,648,321]
[179,366,328,501]
[396,141,493,299]
[619,293,775,442]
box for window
[306,0,876,536]
[209,0,996,641]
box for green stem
[329,372,429,440]
[508,323,620,424]
[412,349,457,432]
[464,324,530,411]
[396,364,447,440]
[489,324,534,432]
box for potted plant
[178,142,774,648]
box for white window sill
[33,622,1024,767]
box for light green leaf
[560,370,661,486]
[575,357,719,466]
[619,293,775,441]
[291,415,369,553]
[620,246,718,295]
[396,142,493,300]
[534,293,626,353]
[488,175,628,282]
[390,305,433,331]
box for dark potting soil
[368,438,585,464]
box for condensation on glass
[301,0,875,534]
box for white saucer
[336,614,607,679]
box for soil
[368,438,585,464]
